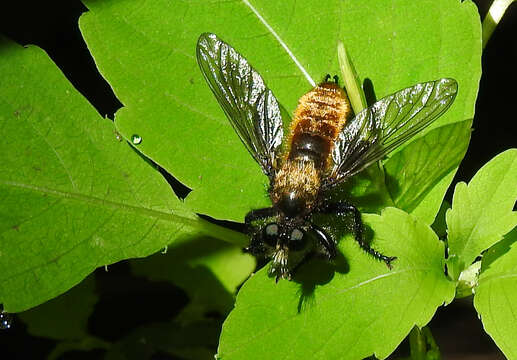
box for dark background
[0,0,516,359]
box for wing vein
[326,78,458,188]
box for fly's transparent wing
[196,33,285,178]
[327,78,458,187]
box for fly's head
[248,218,314,281]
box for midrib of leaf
[1,180,247,246]
[242,0,316,87]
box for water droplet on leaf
[114,131,123,142]
[131,135,142,145]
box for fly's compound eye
[288,228,307,251]
[263,223,279,246]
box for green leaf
[474,228,517,359]
[79,0,481,222]
[218,208,455,360]
[130,237,255,323]
[0,38,243,312]
[384,119,471,224]
[446,149,517,280]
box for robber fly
[196,33,457,281]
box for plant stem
[482,0,516,49]
[408,326,441,360]
[337,41,367,115]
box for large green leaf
[0,38,244,312]
[218,208,455,360]
[79,0,480,222]
[474,228,517,360]
[446,149,517,280]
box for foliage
[2,0,517,359]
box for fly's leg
[244,207,277,224]
[333,75,339,84]
[316,202,396,268]
[310,223,337,259]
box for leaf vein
[240,0,315,86]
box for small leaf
[446,149,517,280]
[218,208,455,360]
[474,228,517,359]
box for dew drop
[131,134,142,145]
[0,311,12,330]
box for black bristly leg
[310,223,337,259]
[324,74,331,82]
[244,207,277,224]
[316,201,396,268]
[333,75,339,84]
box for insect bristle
[269,247,291,281]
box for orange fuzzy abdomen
[284,82,352,171]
